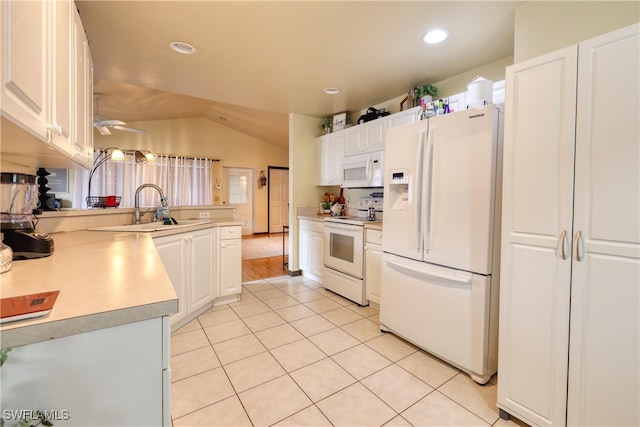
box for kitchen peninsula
[0,211,242,426]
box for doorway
[268,167,289,234]
[225,167,253,235]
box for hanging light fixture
[259,170,267,187]
[86,147,156,208]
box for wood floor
[242,233,289,282]
[242,255,288,282]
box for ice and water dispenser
[387,169,410,211]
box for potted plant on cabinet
[415,84,439,104]
[320,117,332,134]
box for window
[72,151,214,208]
[228,174,248,204]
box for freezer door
[424,105,499,274]
[380,253,496,382]
[382,120,427,261]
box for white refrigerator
[381,104,502,384]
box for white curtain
[72,151,213,209]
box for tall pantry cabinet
[498,24,639,427]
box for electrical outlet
[198,212,210,219]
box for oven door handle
[325,223,361,231]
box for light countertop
[298,214,331,223]
[0,220,241,349]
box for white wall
[514,1,639,63]
[288,113,333,272]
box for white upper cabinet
[72,8,94,167]
[50,0,73,151]
[0,0,49,140]
[0,0,93,169]
[317,132,344,186]
[344,118,385,156]
[386,106,419,129]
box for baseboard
[288,269,302,277]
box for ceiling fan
[93,93,147,135]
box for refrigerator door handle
[386,255,473,285]
[415,130,426,252]
[424,129,435,254]
[574,230,584,261]
[559,230,568,260]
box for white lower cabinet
[299,219,323,282]
[218,226,242,297]
[498,24,639,427]
[0,317,171,426]
[154,228,215,328]
[364,228,382,306]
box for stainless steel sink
[90,219,212,232]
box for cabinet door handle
[559,230,568,260]
[222,243,227,248]
[574,230,583,262]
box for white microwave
[341,151,384,188]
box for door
[219,238,242,297]
[567,25,640,427]
[268,167,289,234]
[382,119,426,261]
[153,234,188,326]
[423,105,499,274]
[189,229,215,313]
[323,222,364,279]
[0,0,49,140]
[225,167,253,235]
[380,253,492,383]
[498,46,578,427]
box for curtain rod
[94,149,220,162]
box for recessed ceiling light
[422,29,449,44]
[169,41,197,55]
[324,87,340,95]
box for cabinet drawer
[299,219,324,233]
[219,225,242,240]
[366,228,383,244]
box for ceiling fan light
[145,152,157,163]
[110,149,125,162]
[423,29,449,44]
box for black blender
[1,173,54,259]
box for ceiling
[77,1,522,149]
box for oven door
[323,222,364,279]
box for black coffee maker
[1,173,54,259]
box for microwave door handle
[415,130,426,252]
[366,155,372,183]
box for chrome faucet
[133,184,168,224]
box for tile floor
[170,275,529,427]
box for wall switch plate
[198,212,210,218]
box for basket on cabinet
[85,196,121,209]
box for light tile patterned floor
[171,275,529,426]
